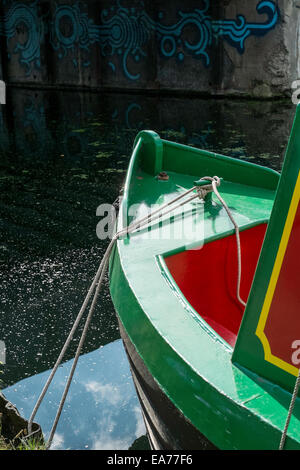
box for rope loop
[196,176,221,200]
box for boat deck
[119,169,275,348]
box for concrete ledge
[0,391,42,445]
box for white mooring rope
[279,368,300,450]
[199,176,246,308]
[27,175,245,449]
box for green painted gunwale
[109,131,300,450]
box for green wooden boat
[109,105,300,450]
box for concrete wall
[0,0,298,97]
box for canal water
[0,88,295,450]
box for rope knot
[195,176,221,200]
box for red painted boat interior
[164,224,267,347]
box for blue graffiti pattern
[0,0,279,79]
[49,3,99,63]
[212,1,279,53]
[0,1,44,73]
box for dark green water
[0,88,295,449]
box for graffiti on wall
[0,0,280,79]
[0,2,44,72]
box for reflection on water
[3,339,145,450]
[0,87,295,450]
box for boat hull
[108,129,300,450]
[117,318,217,450]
